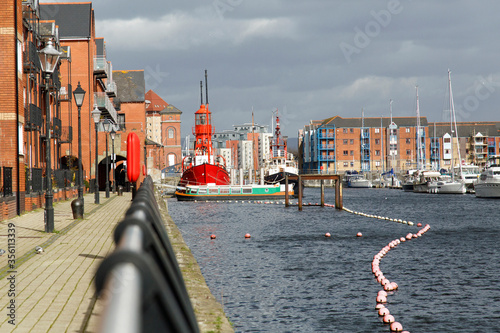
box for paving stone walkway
[0,192,129,332]
[0,190,234,333]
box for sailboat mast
[416,86,422,170]
[449,69,463,176]
[448,70,454,181]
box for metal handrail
[99,225,143,333]
[95,176,199,333]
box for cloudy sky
[43,0,500,137]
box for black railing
[54,169,74,188]
[32,168,43,192]
[2,167,12,197]
[25,103,43,131]
[95,176,199,333]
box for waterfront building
[299,116,500,174]
[145,90,182,172]
[0,1,150,221]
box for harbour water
[167,188,500,332]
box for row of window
[338,161,383,167]
[338,127,411,134]
[329,138,420,146]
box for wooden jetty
[285,174,342,210]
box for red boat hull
[179,163,230,186]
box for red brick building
[0,2,149,221]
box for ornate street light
[38,39,62,233]
[103,119,111,198]
[110,128,117,193]
[71,82,85,218]
[91,105,101,204]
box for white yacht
[454,164,480,192]
[413,170,441,193]
[475,156,500,198]
[348,175,372,188]
[428,70,466,195]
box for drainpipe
[14,0,21,215]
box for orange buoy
[378,307,390,316]
[245,233,251,238]
[417,222,422,227]
[357,232,363,237]
[376,295,387,303]
[390,322,403,331]
[383,314,395,324]
[325,232,331,237]
[210,234,216,239]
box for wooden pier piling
[286,174,342,210]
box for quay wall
[155,188,234,333]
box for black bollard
[71,198,84,219]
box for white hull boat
[475,156,500,198]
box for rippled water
[168,188,500,332]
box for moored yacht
[475,156,500,198]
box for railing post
[298,175,303,211]
[285,174,289,207]
[320,179,325,207]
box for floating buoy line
[199,199,430,332]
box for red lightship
[179,71,230,187]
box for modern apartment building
[299,116,500,174]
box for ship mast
[193,70,214,161]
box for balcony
[318,132,335,139]
[106,81,117,97]
[59,83,72,101]
[318,155,335,161]
[94,57,108,78]
[94,92,117,123]
[23,41,41,73]
[24,103,42,131]
[320,144,335,150]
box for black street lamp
[110,128,116,193]
[91,105,101,204]
[38,39,62,233]
[103,119,111,198]
[71,82,85,219]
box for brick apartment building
[0,1,150,221]
[299,116,500,174]
[144,89,182,172]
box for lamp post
[103,119,111,198]
[110,128,116,193]
[38,39,62,233]
[71,82,85,219]
[91,106,101,204]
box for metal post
[44,74,54,232]
[95,122,100,204]
[285,174,289,207]
[106,133,110,198]
[298,175,303,211]
[112,136,116,193]
[320,179,325,207]
[77,110,83,204]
